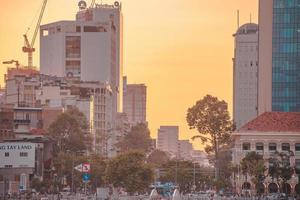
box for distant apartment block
[233,23,258,129]
[123,77,147,126]
[157,126,179,157]
[3,74,118,157]
[178,140,193,160]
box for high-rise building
[156,126,179,157]
[258,0,300,114]
[40,2,123,112]
[123,77,147,126]
[233,23,258,129]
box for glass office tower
[272,0,300,111]
[258,0,300,113]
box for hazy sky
[0,0,258,150]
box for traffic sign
[74,164,83,172]
[82,173,90,182]
[74,163,91,173]
[82,163,91,173]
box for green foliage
[240,151,266,186]
[47,107,91,153]
[52,152,86,189]
[105,151,154,195]
[159,160,214,194]
[147,149,169,167]
[268,151,294,183]
[218,149,233,178]
[89,154,107,188]
[186,95,234,180]
[186,95,234,154]
[31,178,51,192]
[116,123,152,153]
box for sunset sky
[0,0,258,150]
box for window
[4,165,12,168]
[42,29,49,36]
[76,26,81,32]
[242,143,251,151]
[66,36,80,58]
[296,143,300,152]
[256,143,264,151]
[83,26,106,32]
[282,143,290,151]
[20,152,28,157]
[296,159,300,174]
[269,143,277,151]
[15,175,20,181]
[4,152,9,157]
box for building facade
[233,23,259,129]
[4,74,118,157]
[0,138,53,196]
[123,78,147,126]
[178,140,193,160]
[157,126,179,157]
[40,2,123,112]
[258,0,300,114]
[232,112,300,195]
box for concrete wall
[258,0,273,115]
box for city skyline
[0,0,258,149]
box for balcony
[14,119,31,124]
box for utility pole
[71,155,74,194]
[193,162,196,192]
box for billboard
[0,142,36,168]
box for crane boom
[31,0,47,47]
[22,0,47,68]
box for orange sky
[0,0,258,150]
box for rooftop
[234,23,258,36]
[239,112,300,132]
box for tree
[105,151,154,195]
[116,123,152,153]
[159,160,214,194]
[52,151,87,190]
[268,151,294,194]
[240,152,266,193]
[216,148,234,191]
[186,95,234,179]
[47,108,90,153]
[90,154,107,188]
[147,150,169,167]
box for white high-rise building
[40,2,123,112]
[157,126,179,157]
[123,77,147,126]
[233,23,258,129]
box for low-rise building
[232,112,300,195]
[0,137,53,196]
[4,74,119,157]
[190,150,210,167]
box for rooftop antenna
[250,13,252,23]
[237,10,240,29]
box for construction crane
[22,0,47,68]
[2,60,20,69]
[90,0,96,8]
